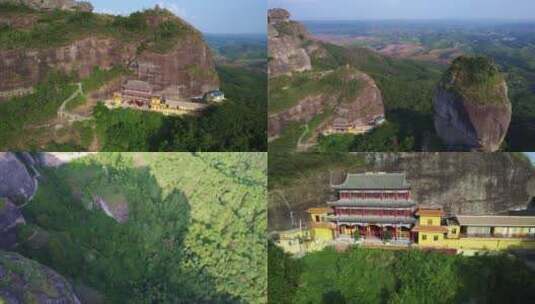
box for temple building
[414,206,535,251]
[121,80,153,107]
[325,172,417,241]
[274,172,535,255]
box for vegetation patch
[441,56,507,105]
[269,242,535,304]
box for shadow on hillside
[14,159,242,303]
[387,108,443,151]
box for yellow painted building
[307,208,334,241]
[414,207,535,251]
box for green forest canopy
[16,153,267,303]
[269,242,535,304]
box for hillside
[0,152,267,303]
[268,9,385,152]
[0,3,268,151]
[268,152,535,231]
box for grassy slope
[16,153,267,303]
[0,4,197,52]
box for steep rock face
[0,11,219,100]
[269,153,534,231]
[268,8,312,77]
[320,69,384,134]
[268,67,384,141]
[0,0,93,12]
[268,94,328,138]
[0,251,81,303]
[0,37,136,96]
[135,35,219,97]
[433,56,512,151]
[0,152,36,202]
[93,196,128,223]
[0,198,25,250]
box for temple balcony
[326,214,416,226]
[327,199,416,208]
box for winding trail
[58,82,93,123]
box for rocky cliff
[433,56,512,151]
[0,152,36,202]
[0,251,81,303]
[0,198,25,249]
[268,8,312,77]
[0,0,93,12]
[269,153,535,231]
[268,9,384,144]
[0,6,219,100]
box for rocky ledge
[0,251,81,303]
[433,56,512,151]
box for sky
[90,0,266,34]
[269,0,535,21]
[525,153,535,164]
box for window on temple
[422,234,427,240]
[315,215,320,222]
[433,235,439,241]
[452,228,457,234]
[427,219,433,225]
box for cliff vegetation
[12,153,266,303]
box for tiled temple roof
[327,199,416,208]
[456,215,535,227]
[332,172,410,190]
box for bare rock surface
[0,152,36,202]
[0,251,81,304]
[268,8,312,77]
[0,9,219,101]
[0,198,25,250]
[433,56,512,151]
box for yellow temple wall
[419,215,440,226]
[311,227,334,241]
[418,232,444,246]
[418,236,535,251]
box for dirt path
[58,82,94,123]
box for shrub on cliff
[440,55,507,105]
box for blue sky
[269,0,535,20]
[525,153,535,164]
[91,0,266,34]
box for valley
[268,15,535,152]
[0,152,267,303]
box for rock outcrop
[433,56,512,151]
[268,9,385,143]
[0,0,93,12]
[268,8,312,77]
[269,153,535,231]
[0,152,36,202]
[93,196,128,223]
[0,251,81,303]
[0,198,25,249]
[0,8,219,100]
